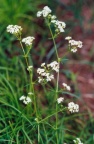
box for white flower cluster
[27,65,33,71]
[19,95,32,105]
[37,68,54,83]
[57,97,64,104]
[62,83,71,91]
[51,20,66,33]
[37,6,51,17]
[37,6,66,34]
[37,61,59,83]
[7,25,22,34]
[22,36,35,46]
[47,61,59,72]
[68,102,79,113]
[65,36,72,40]
[65,36,83,53]
[73,138,83,144]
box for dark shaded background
[0,0,94,113]
[55,0,94,112]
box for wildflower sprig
[7,24,37,118]
[68,102,79,113]
[7,25,22,39]
[6,5,84,144]
[36,5,83,143]
[73,138,83,144]
[22,36,35,46]
[62,83,71,91]
[57,97,64,104]
[37,61,59,83]
[19,95,32,105]
[65,36,83,53]
[37,6,66,37]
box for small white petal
[22,36,35,46]
[57,97,64,104]
[19,95,25,100]
[65,36,72,40]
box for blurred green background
[0,0,94,143]
[0,0,94,101]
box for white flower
[27,65,33,71]
[22,36,35,46]
[78,41,83,48]
[37,6,51,18]
[48,61,59,72]
[37,6,66,34]
[46,73,54,81]
[42,6,52,17]
[37,11,42,17]
[37,70,54,83]
[41,63,45,67]
[23,97,32,105]
[57,97,64,104]
[54,20,66,29]
[73,138,83,144]
[26,97,32,103]
[68,38,83,53]
[19,96,32,105]
[65,36,72,40]
[19,95,25,100]
[37,68,45,75]
[69,40,78,46]
[71,48,77,53]
[51,20,66,33]
[41,72,47,76]
[38,77,44,83]
[62,83,71,91]
[51,15,56,20]
[37,61,59,83]
[51,20,56,23]
[68,102,79,113]
[7,25,22,34]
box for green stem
[19,39,38,117]
[48,23,60,144]
[20,39,33,93]
[48,24,58,60]
[38,123,40,143]
[19,38,39,142]
[39,108,67,123]
[20,41,29,66]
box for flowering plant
[6,6,83,144]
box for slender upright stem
[20,41,29,66]
[48,25,58,60]
[38,123,40,143]
[48,24,60,144]
[19,38,39,142]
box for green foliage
[0,0,46,24]
[0,1,94,144]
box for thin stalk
[39,108,67,124]
[19,38,39,141]
[48,24,60,144]
[48,25,58,59]
[19,40,29,66]
[20,40,33,93]
[38,123,40,143]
